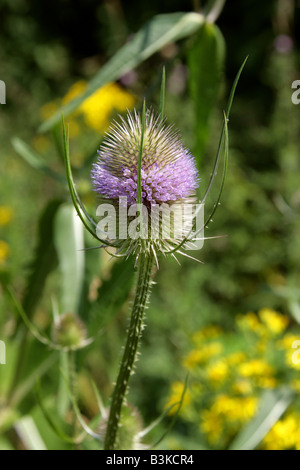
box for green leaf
[150,374,189,449]
[88,258,135,334]
[22,199,63,318]
[10,352,58,407]
[187,22,226,164]
[54,203,85,314]
[159,67,166,118]
[5,201,62,400]
[35,380,80,444]
[229,387,295,450]
[77,231,102,321]
[14,416,47,450]
[39,12,205,133]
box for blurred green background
[0,0,300,450]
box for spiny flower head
[91,109,198,205]
[91,108,200,261]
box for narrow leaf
[229,387,295,450]
[39,12,205,132]
[54,203,85,314]
[188,22,226,164]
[22,200,62,319]
[14,416,47,450]
[88,258,135,335]
[159,67,166,118]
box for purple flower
[91,109,200,261]
[91,110,199,205]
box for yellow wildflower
[235,396,258,422]
[276,333,300,349]
[0,207,13,226]
[165,381,191,415]
[200,409,223,443]
[255,376,277,389]
[238,359,274,378]
[183,342,222,369]
[41,80,136,135]
[62,80,87,105]
[80,82,136,133]
[0,240,9,263]
[277,333,300,370]
[285,348,300,370]
[236,312,267,336]
[258,308,289,335]
[262,414,298,450]
[207,359,228,383]
[212,394,258,423]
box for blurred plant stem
[104,253,155,450]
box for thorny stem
[104,253,155,450]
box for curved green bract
[61,116,115,248]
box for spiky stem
[104,253,155,450]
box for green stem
[104,253,155,450]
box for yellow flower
[285,348,300,370]
[200,409,223,443]
[207,359,228,383]
[165,381,191,415]
[236,312,267,336]
[276,333,300,370]
[80,82,136,133]
[238,359,274,378]
[183,342,223,369]
[262,414,299,450]
[255,376,277,389]
[276,333,300,349]
[41,80,136,135]
[0,207,13,226]
[0,240,9,263]
[62,80,87,105]
[212,395,258,423]
[258,308,289,335]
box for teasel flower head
[91,108,200,263]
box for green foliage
[163,309,300,450]
[188,22,225,162]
